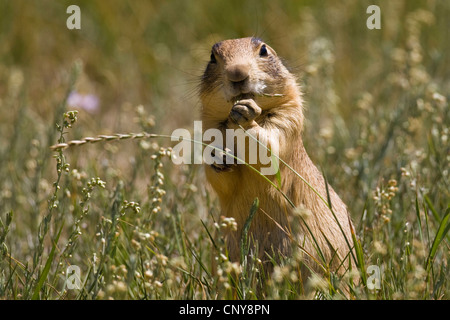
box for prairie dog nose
[226,64,250,83]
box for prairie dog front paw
[229,99,262,128]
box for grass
[0,0,449,300]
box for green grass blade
[425,206,450,273]
[201,219,217,251]
[323,171,356,264]
[271,153,282,188]
[349,217,366,286]
[424,194,441,223]
[31,222,64,300]
[240,198,259,259]
[415,194,424,243]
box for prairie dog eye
[259,44,268,57]
[210,51,217,63]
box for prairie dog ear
[267,44,277,56]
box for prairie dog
[200,37,354,275]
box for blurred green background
[1,0,448,129]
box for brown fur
[200,37,354,275]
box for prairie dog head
[200,37,298,120]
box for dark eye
[259,44,268,57]
[210,51,217,63]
